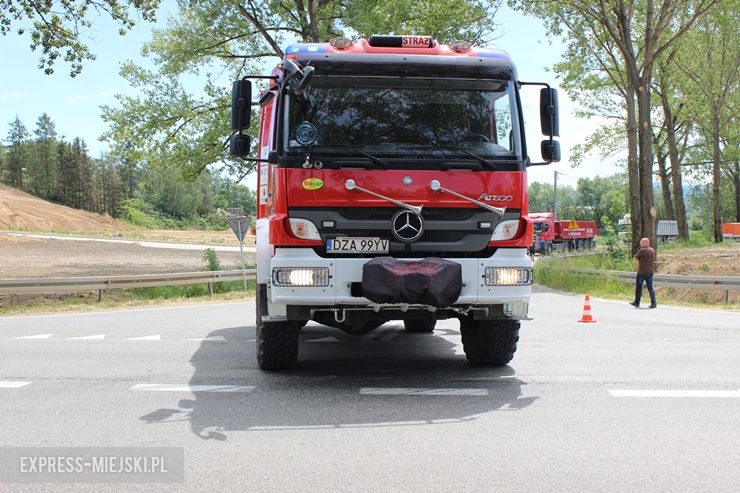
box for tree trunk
[626,84,641,255]
[711,106,723,242]
[656,151,674,219]
[637,78,657,252]
[663,100,690,241]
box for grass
[534,251,737,309]
[0,280,256,316]
[535,255,634,300]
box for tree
[32,113,58,198]
[674,2,739,242]
[576,174,628,229]
[652,55,691,240]
[5,116,29,188]
[102,0,503,179]
[0,0,160,76]
[511,0,718,253]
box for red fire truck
[230,35,561,369]
[529,212,600,254]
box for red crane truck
[529,212,600,254]
[230,35,561,370]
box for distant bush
[121,198,229,231]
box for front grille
[289,207,521,257]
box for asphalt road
[0,290,738,492]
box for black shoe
[629,301,639,308]
[649,304,657,309]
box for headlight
[490,220,520,241]
[484,267,532,286]
[273,267,329,287]
[289,218,321,240]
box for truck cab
[230,35,560,369]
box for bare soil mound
[656,244,740,305]
[0,183,129,232]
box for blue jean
[634,274,656,306]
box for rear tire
[403,319,437,333]
[256,284,300,370]
[460,318,520,366]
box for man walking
[630,237,657,308]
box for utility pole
[553,170,559,220]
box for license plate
[326,237,389,254]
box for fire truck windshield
[283,76,522,167]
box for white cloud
[62,90,119,103]
[0,92,31,101]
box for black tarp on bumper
[361,257,462,307]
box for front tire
[256,284,300,370]
[403,319,437,333]
[460,318,520,366]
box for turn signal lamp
[490,220,520,241]
[289,218,321,240]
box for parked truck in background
[618,214,678,244]
[528,212,599,254]
[230,35,561,370]
[721,223,740,240]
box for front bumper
[268,248,532,308]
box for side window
[493,93,513,151]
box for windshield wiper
[312,145,389,169]
[401,145,496,170]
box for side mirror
[259,90,275,106]
[292,66,314,94]
[541,140,561,162]
[282,59,302,80]
[539,88,559,137]
[229,134,251,158]
[231,79,252,131]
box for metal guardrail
[553,268,740,304]
[565,269,740,290]
[0,270,257,297]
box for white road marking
[68,334,106,340]
[609,389,740,398]
[130,384,255,393]
[0,381,31,388]
[13,334,53,340]
[184,336,226,342]
[308,336,341,343]
[2,232,254,253]
[125,335,161,341]
[360,387,488,396]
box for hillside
[0,183,128,232]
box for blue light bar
[285,44,328,55]
[472,48,510,60]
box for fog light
[273,267,329,287]
[484,267,532,286]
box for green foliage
[201,248,221,271]
[2,113,255,230]
[0,0,160,76]
[130,280,251,300]
[535,255,633,299]
[102,0,504,178]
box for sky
[0,2,620,191]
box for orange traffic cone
[578,294,597,323]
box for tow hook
[333,309,346,323]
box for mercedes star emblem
[391,210,424,242]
